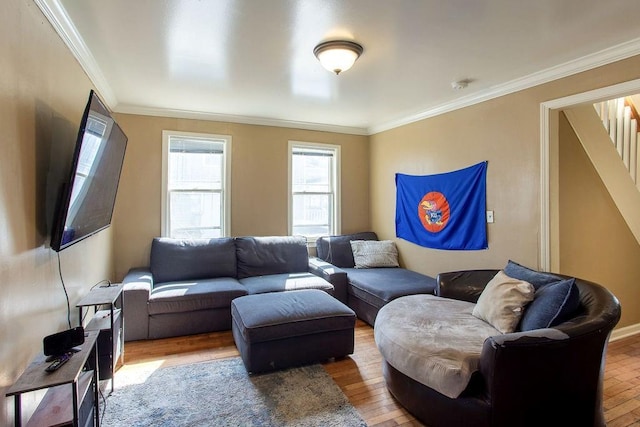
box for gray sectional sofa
[310,231,436,325]
[122,235,336,341]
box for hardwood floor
[118,321,640,426]
[603,335,640,426]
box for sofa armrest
[122,267,153,341]
[477,328,607,425]
[435,269,499,303]
[309,257,348,304]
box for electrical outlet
[486,210,494,223]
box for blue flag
[395,161,488,250]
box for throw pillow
[503,260,562,290]
[350,240,400,268]
[519,278,580,331]
[315,232,379,268]
[472,270,535,334]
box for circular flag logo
[418,192,450,233]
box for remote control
[45,352,72,372]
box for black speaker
[43,326,85,356]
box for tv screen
[50,90,128,252]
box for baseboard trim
[610,323,640,342]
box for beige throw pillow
[472,270,535,333]
[350,240,399,268]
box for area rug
[100,357,367,427]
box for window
[162,131,231,239]
[289,141,340,241]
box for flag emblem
[419,192,449,232]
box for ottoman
[231,289,356,373]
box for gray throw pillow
[315,232,378,268]
[350,240,399,268]
[472,270,535,334]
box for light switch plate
[486,210,494,223]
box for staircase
[563,97,640,246]
[593,97,640,189]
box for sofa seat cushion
[231,289,355,344]
[239,272,334,295]
[346,267,436,308]
[148,278,248,315]
[374,294,500,399]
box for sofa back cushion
[150,237,237,284]
[315,232,378,268]
[236,236,309,279]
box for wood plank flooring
[118,321,640,426]
[603,335,640,426]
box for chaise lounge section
[310,231,436,325]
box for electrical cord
[57,253,113,425]
[82,280,113,323]
[57,258,113,325]
[56,252,72,329]
[99,385,107,425]
[91,279,112,290]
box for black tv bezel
[50,90,127,252]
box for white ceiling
[40,0,640,135]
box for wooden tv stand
[6,330,100,427]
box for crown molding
[114,104,369,136]
[37,0,640,137]
[35,0,118,107]
[35,0,367,135]
[368,37,640,135]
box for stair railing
[594,97,640,187]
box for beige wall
[370,91,542,272]
[111,114,370,280]
[559,113,640,328]
[1,0,116,424]
[4,0,640,423]
[369,55,640,329]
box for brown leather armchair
[380,269,621,427]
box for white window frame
[288,140,341,243]
[161,130,231,238]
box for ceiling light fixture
[313,40,364,75]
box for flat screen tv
[50,90,128,252]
